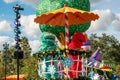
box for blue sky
[0,0,120,52]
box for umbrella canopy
[100,66,112,72]
[4,74,25,80]
[34,4,99,48]
[34,4,99,26]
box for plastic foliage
[34,48,92,60]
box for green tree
[0,63,4,79]
[89,33,120,64]
[20,56,38,79]
[0,52,4,79]
[0,37,38,79]
[89,33,120,78]
[20,37,31,59]
[0,46,15,76]
[116,65,120,78]
[19,37,38,79]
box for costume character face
[40,33,55,45]
[68,32,87,50]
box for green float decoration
[33,33,92,79]
[33,0,98,79]
[36,0,91,37]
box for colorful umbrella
[100,66,112,72]
[5,74,25,80]
[34,4,99,48]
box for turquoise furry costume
[33,33,60,79]
[38,33,56,52]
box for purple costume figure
[88,47,102,68]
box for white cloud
[89,0,102,6]
[106,0,111,2]
[20,0,39,8]
[90,0,101,3]
[20,15,40,38]
[86,9,120,41]
[89,0,111,7]
[0,36,14,50]
[87,9,116,32]
[3,0,39,8]
[3,0,16,3]
[29,40,40,53]
[112,13,120,31]
[0,20,12,32]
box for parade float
[33,0,100,79]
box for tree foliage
[0,53,4,79]
[0,37,38,79]
[20,37,32,59]
[20,56,38,79]
[89,33,120,64]
[20,37,38,78]
[116,65,120,77]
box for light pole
[3,42,9,80]
[13,4,24,80]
